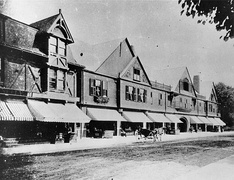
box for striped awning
[190,116,204,124]
[0,101,14,120]
[5,101,34,121]
[165,114,183,123]
[87,108,126,122]
[122,111,153,123]
[146,113,171,123]
[198,116,213,125]
[207,117,220,126]
[28,100,90,123]
[214,118,226,126]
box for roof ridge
[30,13,59,26]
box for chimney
[130,45,135,57]
[193,75,200,93]
[59,9,62,14]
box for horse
[155,127,164,141]
[135,128,158,142]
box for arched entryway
[178,117,189,132]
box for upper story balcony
[173,101,192,112]
[151,81,171,91]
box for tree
[215,82,234,127]
[179,0,234,41]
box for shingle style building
[0,10,225,145]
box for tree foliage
[179,0,234,41]
[215,82,234,127]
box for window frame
[49,68,66,92]
[49,36,66,57]
[133,68,140,81]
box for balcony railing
[151,81,171,91]
[173,101,192,112]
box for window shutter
[103,81,108,97]
[137,88,140,102]
[133,87,136,101]
[144,90,147,103]
[125,86,129,100]
[89,78,95,96]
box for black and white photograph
[0,0,234,179]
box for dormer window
[133,68,140,81]
[183,79,189,91]
[49,36,66,57]
[180,78,190,92]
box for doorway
[178,117,188,132]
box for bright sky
[2,0,234,87]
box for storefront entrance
[178,117,188,132]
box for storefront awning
[5,101,34,121]
[28,100,90,123]
[0,101,14,120]
[165,114,183,123]
[198,116,213,125]
[122,111,153,123]
[146,113,171,123]
[49,103,91,123]
[214,118,226,126]
[87,108,127,121]
[190,116,204,124]
[207,117,220,126]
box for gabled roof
[66,45,85,68]
[95,38,136,77]
[70,38,132,73]
[148,66,187,91]
[30,10,74,43]
[30,14,59,32]
[119,56,151,85]
[200,81,217,101]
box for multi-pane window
[133,68,140,81]
[89,79,108,97]
[50,36,57,54]
[57,70,65,91]
[167,95,171,107]
[126,86,136,101]
[49,69,57,90]
[185,99,188,109]
[58,39,66,56]
[126,86,146,103]
[49,68,66,91]
[209,104,213,112]
[158,93,163,106]
[137,88,144,102]
[49,36,66,56]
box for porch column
[117,121,121,136]
[143,122,147,129]
[174,123,177,130]
[205,124,207,132]
[81,123,85,139]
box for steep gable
[120,56,151,85]
[30,10,73,43]
[69,38,128,72]
[200,81,217,102]
[96,38,135,77]
[148,67,196,96]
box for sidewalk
[1,131,234,156]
